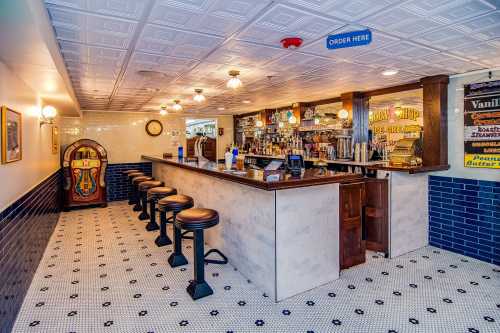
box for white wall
[0,61,61,211]
[60,111,234,163]
[432,69,500,182]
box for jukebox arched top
[63,139,108,209]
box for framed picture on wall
[1,106,22,164]
[52,126,59,154]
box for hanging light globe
[227,70,242,89]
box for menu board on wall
[463,80,500,169]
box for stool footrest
[204,249,228,265]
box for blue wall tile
[429,175,500,265]
[105,162,152,202]
[0,170,61,333]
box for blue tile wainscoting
[428,175,500,265]
[0,170,62,333]
[106,162,152,202]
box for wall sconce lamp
[40,105,57,126]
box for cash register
[286,154,304,177]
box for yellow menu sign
[464,154,500,169]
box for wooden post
[341,92,369,145]
[420,75,449,166]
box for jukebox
[62,139,108,209]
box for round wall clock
[145,120,163,137]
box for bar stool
[137,180,164,220]
[123,169,140,175]
[146,186,177,231]
[131,176,154,211]
[156,195,194,261]
[127,172,145,205]
[175,208,228,300]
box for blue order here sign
[326,29,372,50]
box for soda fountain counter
[143,155,362,302]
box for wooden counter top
[366,163,450,174]
[142,155,363,191]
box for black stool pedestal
[187,229,212,299]
[138,191,150,220]
[155,211,172,246]
[175,208,225,301]
[145,200,159,231]
[168,216,188,267]
[132,184,143,211]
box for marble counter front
[151,160,341,302]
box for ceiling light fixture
[242,100,251,104]
[159,104,167,116]
[172,100,182,111]
[227,70,242,89]
[217,107,225,111]
[338,109,349,119]
[382,69,399,76]
[193,88,206,103]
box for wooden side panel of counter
[339,182,366,269]
[364,178,389,253]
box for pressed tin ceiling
[44,0,500,115]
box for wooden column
[421,75,449,166]
[341,92,369,145]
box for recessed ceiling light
[382,69,399,76]
[242,100,251,104]
[217,107,225,111]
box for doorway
[185,119,217,162]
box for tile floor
[12,201,500,333]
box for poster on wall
[1,106,22,164]
[463,80,500,169]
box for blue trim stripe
[106,162,152,202]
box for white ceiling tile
[205,40,288,67]
[237,4,344,46]
[452,10,500,40]
[264,52,335,75]
[128,52,198,74]
[449,39,500,61]
[47,6,137,48]
[412,27,485,51]
[359,6,444,37]
[59,41,126,68]
[402,0,496,24]
[284,0,400,21]
[149,0,272,37]
[44,0,149,20]
[136,24,224,59]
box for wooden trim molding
[420,75,449,166]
